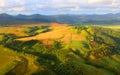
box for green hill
[0,24,120,75]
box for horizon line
[0,12,120,16]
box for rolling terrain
[0,13,120,25]
[0,23,120,75]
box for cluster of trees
[72,26,87,33]
[25,26,50,36]
[71,26,120,59]
[88,27,120,59]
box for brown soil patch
[50,23,68,27]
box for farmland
[0,23,120,75]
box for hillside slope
[0,24,120,75]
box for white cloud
[108,0,120,7]
[50,0,63,4]
[0,0,120,14]
[0,9,4,13]
[88,0,111,4]
[54,4,73,8]
[38,5,45,8]
[71,6,80,11]
[10,7,25,11]
[68,0,78,4]
[14,0,25,5]
[0,0,5,7]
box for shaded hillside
[0,13,120,25]
[0,13,53,25]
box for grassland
[0,27,27,36]
[97,25,120,29]
[0,44,47,75]
[0,23,120,75]
[0,45,17,67]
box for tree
[52,40,62,50]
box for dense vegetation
[25,26,50,36]
[0,25,120,75]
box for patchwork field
[17,23,88,45]
[0,23,120,75]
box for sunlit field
[102,25,120,29]
[0,27,27,36]
[0,23,120,75]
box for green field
[97,25,120,29]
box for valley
[0,23,120,75]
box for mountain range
[0,13,120,25]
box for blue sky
[0,0,120,15]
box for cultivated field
[0,23,120,75]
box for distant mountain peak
[0,13,8,15]
[0,13,120,25]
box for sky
[0,0,120,15]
